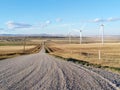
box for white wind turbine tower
[79,30,82,44]
[74,23,86,44]
[73,29,82,44]
[100,24,104,44]
[98,23,104,60]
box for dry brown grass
[0,45,42,60]
[0,37,42,54]
[0,46,36,54]
[0,36,44,60]
[46,43,120,68]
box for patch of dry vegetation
[0,46,35,53]
[46,43,120,68]
[0,45,41,60]
[0,37,43,60]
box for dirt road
[0,47,120,90]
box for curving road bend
[0,47,120,90]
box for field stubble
[0,37,42,59]
[46,42,120,73]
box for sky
[0,0,120,36]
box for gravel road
[0,47,120,90]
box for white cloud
[107,17,120,22]
[0,30,8,34]
[91,17,120,23]
[45,20,51,24]
[40,20,51,28]
[0,28,6,34]
[0,28,4,30]
[56,18,62,22]
[92,18,105,23]
[6,21,32,29]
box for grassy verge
[0,44,42,60]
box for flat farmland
[0,45,36,54]
[46,42,120,69]
[0,36,42,59]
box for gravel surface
[0,47,120,90]
[82,65,120,88]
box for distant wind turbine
[79,30,82,44]
[98,23,104,60]
[100,24,104,44]
[73,23,86,44]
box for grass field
[0,46,36,54]
[46,41,120,73]
[0,36,42,59]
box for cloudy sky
[0,0,120,35]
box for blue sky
[0,0,120,35]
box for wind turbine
[98,23,104,60]
[100,24,104,44]
[23,36,26,52]
[74,23,86,44]
[79,30,82,44]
